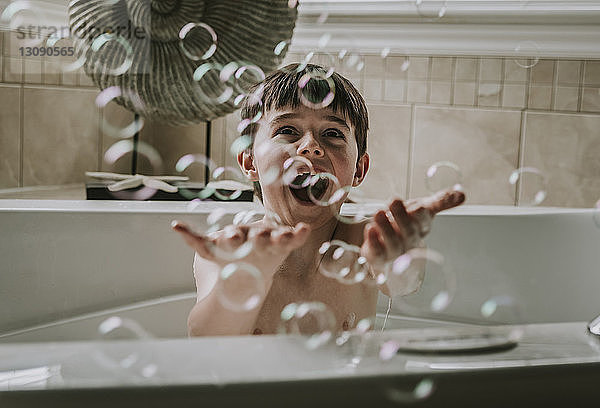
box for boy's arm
[172,221,310,337]
[361,189,465,297]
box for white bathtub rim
[0,199,596,216]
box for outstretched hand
[172,220,311,281]
[361,188,465,294]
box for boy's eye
[275,126,297,136]
[323,129,345,139]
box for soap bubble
[282,156,315,187]
[274,40,289,57]
[95,87,145,139]
[1,1,45,47]
[415,0,448,19]
[90,33,133,76]
[298,71,336,109]
[217,263,265,312]
[334,202,375,225]
[336,49,365,74]
[379,339,401,361]
[509,167,547,206]
[175,153,217,201]
[425,161,463,193]
[319,240,370,285]
[46,32,85,73]
[479,295,524,343]
[280,302,337,349]
[335,317,375,368]
[384,378,435,403]
[207,166,251,201]
[179,22,217,61]
[94,316,158,380]
[102,140,163,200]
[193,63,234,105]
[220,62,266,96]
[308,173,344,207]
[386,248,457,314]
[514,40,541,69]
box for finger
[217,225,246,251]
[374,210,402,248]
[250,227,272,251]
[409,206,433,237]
[389,199,416,237]
[362,223,386,264]
[171,220,214,260]
[423,188,466,215]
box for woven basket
[68,0,297,125]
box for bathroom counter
[1,321,599,407]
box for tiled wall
[0,29,208,190]
[211,53,600,207]
[1,25,599,207]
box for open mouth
[289,173,330,204]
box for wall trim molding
[292,0,600,58]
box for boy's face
[239,105,369,227]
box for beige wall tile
[504,59,529,83]
[530,59,555,84]
[429,81,451,105]
[430,57,453,81]
[584,61,600,86]
[554,86,579,112]
[355,104,411,201]
[363,78,383,102]
[480,58,502,82]
[79,68,96,87]
[528,85,552,110]
[384,79,406,102]
[4,30,23,57]
[455,58,478,82]
[521,112,600,207]
[386,56,410,80]
[478,83,501,108]
[147,121,208,182]
[557,60,581,86]
[43,58,61,85]
[4,57,22,83]
[22,86,99,186]
[364,55,384,78]
[407,57,429,80]
[411,106,521,204]
[23,57,42,84]
[582,87,600,113]
[407,80,427,103]
[453,82,476,106]
[502,83,526,109]
[0,85,21,188]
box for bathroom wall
[0,28,207,193]
[1,26,599,207]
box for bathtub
[1,200,600,405]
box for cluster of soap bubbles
[7,0,594,398]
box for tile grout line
[473,57,481,107]
[19,84,24,187]
[425,56,432,104]
[550,58,559,111]
[577,60,585,112]
[405,104,416,199]
[515,109,528,207]
[449,56,457,106]
[499,58,506,108]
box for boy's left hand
[360,188,465,296]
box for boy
[173,63,465,337]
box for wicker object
[68,0,297,125]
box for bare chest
[252,272,378,335]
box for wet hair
[239,63,369,201]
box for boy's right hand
[172,220,311,281]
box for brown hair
[239,63,369,201]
